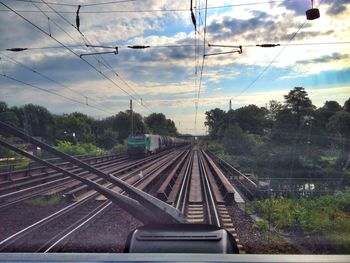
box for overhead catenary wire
[3,0,294,13]
[3,41,350,53]
[29,0,122,95]
[230,0,325,103]
[28,0,126,110]
[0,73,115,115]
[30,0,149,111]
[0,1,151,113]
[193,0,198,130]
[0,52,112,110]
[39,0,148,108]
[28,0,113,75]
[194,0,208,134]
[12,0,136,7]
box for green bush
[81,143,104,155]
[247,191,350,252]
[112,140,127,153]
[253,219,269,233]
[25,196,61,206]
[55,141,105,156]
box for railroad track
[0,147,189,252]
[0,145,246,253]
[0,154,126,205]
[158,146,245,252]
[0,149,180,209]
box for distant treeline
[203,87,350,183]
[0,102,178,150]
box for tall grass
[247,191,350,252]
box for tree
[222,123,254,155]
[234,105,268,134]
[96,128,119,150]
[344,98,350,112]
[266,100,284,121]
[284,87,315,128]
[314,100,342,132]
[113,110,147,141]
[326,111,350,168]
[323,101,342,113]
[145,113,178,136]
[327,111,350,138]
[14,104,53,140]
[284,87,314,115]
[271,108,299,142]
[204,108,226,139]
[0,101,19,127]
[53,112,95,144]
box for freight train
[127,133,187,156]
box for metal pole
[130,99,134,135]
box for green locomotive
[127,133,185,156]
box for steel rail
[175,151,193,213]
[0,148,188,252]
[0,121,186,224]
[39,201,112,252]
[198,151,221,227]
[0,139,159,224]
[0,156,133,209]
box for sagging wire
[228,0,325,104]
[1,51,109,108]
[0,73,115,115]
[40,1,146,107]
[0,57,5,75]
[0,2,148,112]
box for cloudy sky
[0,0,349,134]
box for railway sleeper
[202,151,236,205]
[166,152,193,204]
[216,204,245,254]
[43,174,99,198]
[0,154,120,184]
[186,204,205,224]
[0,171,67,195]
[198,153,225,204]
[64,177,106,202]
[156,151,189,201]
[135,152,184,192]
[0,157,119,196]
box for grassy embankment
[247,191,350,253]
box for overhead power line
[12,0,136,7]
[0,73,115,115]
[194,0,209,133]
[0,0,294,13]
[230,0,325,103]
[0,52,111,110]
[0,1,151,113]
[28,0,123,94]
[3,41,350,53]
[39,0,148,109]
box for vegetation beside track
[247,191,350,253]
[0,101,180,151]
[201,88,350,195]
[25,196,62,206]
[55,141,105,156]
